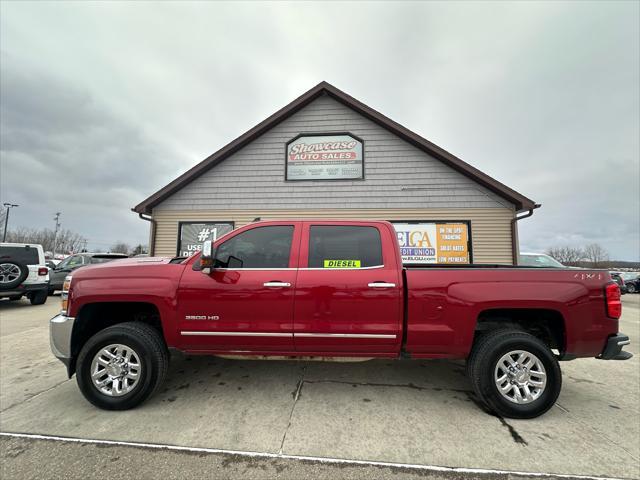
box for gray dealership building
[133,82,538,264]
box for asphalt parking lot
[1,295,638,479]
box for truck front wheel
[467,330,562,419]
[76,322,168,410]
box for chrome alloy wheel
[494,350,547,404]
[0,263,21,284]
[90,344,142,397]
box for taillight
[61,275,72,314]
[38,267,48,276]
[605,282,622,319]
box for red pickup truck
[50,220,631,418]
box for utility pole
[2,203,19,242]
[53,212,61,257]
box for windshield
[622,272,639,280]
[519,254,565,268]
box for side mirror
[200,240,215,273]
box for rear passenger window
[215,226,293,268]
[309,226,383,268]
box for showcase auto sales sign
[286,134,363,180]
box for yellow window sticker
[323,259,361,268]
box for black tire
[0,261,29,290]
[29,289,48,305]
[76,322,168,410]
[48,287,56,296]
[467,329,561,419]
[9,295,22,301]
[627,283,636,294]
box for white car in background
[0,242,49,305]
[518,252,567,268]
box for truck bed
[403,267,616,359]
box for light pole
[2,203,19,242]
[53,212,61,258]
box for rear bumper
[598,333,633,360]
[50,313,75,374]
[0,282,48,298]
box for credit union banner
[393,222,470,264]
[286,134,363,180]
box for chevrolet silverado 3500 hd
[50,220,631,418]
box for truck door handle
[263,282,291,288]
[368,282,396,288]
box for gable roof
[133,81,537,214]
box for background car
[48,252,128,294]
[45,260,58,270]
[621,272,640,294]
[518,252,567,268]
[0,242,49,304]
[610,272,627,294]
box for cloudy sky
[1,1,638,259]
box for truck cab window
[214,226,293,268]
[309,225,383,268]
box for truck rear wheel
[467,330,561,419]
[76,322,168,410]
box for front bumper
[598,333,633,360]
[50,313,75,372]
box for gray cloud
[0,52,179,249]
[1,1,638,258]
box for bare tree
[131,244,148,255]
[6,227,86,254]
[583,243,609,268]
[110,242,130,255]
[546,246,585,266]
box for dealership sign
[177,222,234,257]
[286,134,363,180]
[393,222,470,264]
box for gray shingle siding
[155,95,513,211]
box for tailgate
[23,264,49,285]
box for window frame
[212,224,297,270]
[304,224,386,270]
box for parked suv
[48,253,128,294]
[0,243,49,304]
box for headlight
[61,275,72,314]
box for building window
[177,222,234,257]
